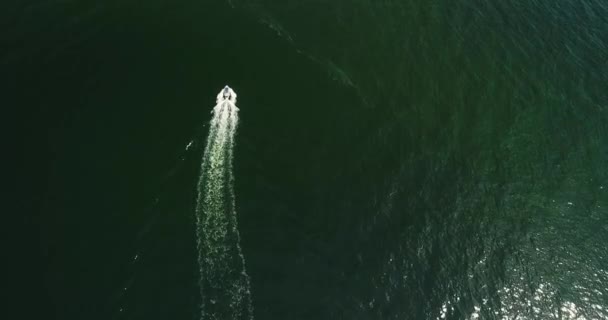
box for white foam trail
[195,86,253,320]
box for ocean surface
[8,0,608,319]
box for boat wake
[195,86,253,320]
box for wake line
[195,86,253,320]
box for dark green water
[8,0,608,319]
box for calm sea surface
[7,0,608,319]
